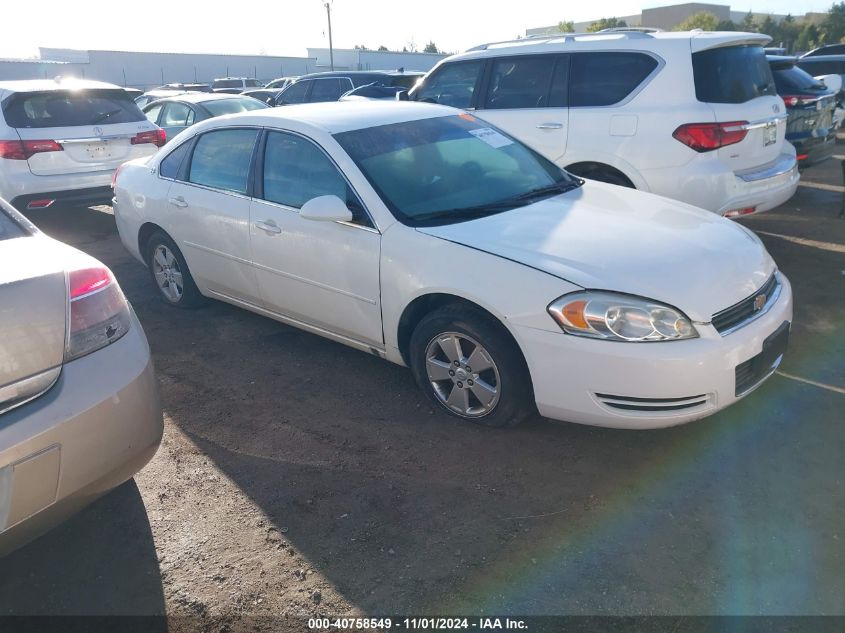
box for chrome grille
[712,274,779,334]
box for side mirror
[396,90,410,101]
[300,195,353,222]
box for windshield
[202,97,269,117]
[334,115,579,226]
[2,89,145,128]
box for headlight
[547,291,698,342]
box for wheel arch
[565,161,637,188]
[138,221,169,265]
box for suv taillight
[131,129,167,147]
[0,139,63,160]
[65,266,131,362]
[672,121,748,152]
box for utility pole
[324,1,334,71]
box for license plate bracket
[85,142,111,160]
[763,122,777,146]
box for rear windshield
[202,97,269,117]
[213,79,242,89]
[693,45,776,104]
[796,59,845,76]
[0,207,26,241]
[1,89,145,128]
[773,65,826,92]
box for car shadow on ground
[0,480,166,622]
[18,200,845,617]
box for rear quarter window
[2,89,146,128]
[693,45,776,104]
[569,52,659,107]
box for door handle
[536,122,564,130]
[254,219,282,235]
[168,196,188,208]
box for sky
[1,0,837,60]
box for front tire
[409,305,534,427]
[144,231,206,308]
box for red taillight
[65,265,131,361]
[672,121,749,152]
[26,199,55,209]
[69,266,112,300]
[0,139,63,160]
[782,96,800,107]
[724,206,757,218]
[131,128,167,148]
[797,153,809,161]
[112,163,125,189]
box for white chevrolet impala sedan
[113,101,792,429]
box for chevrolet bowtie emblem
[753,294,767,311]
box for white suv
[408,31,798,216]
[0,78,164,211]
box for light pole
[324,1,334,71]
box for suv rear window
[693,45,776,104]
[570,53,658,106]
[2,89,145,128]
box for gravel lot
[0,145,843,629]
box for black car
[768,56,838,167]
[242,88,284,105]
[275,70,424,105]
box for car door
[276,80,311,106]
[159,101,196,141]
[307,78,348,103]
[164,127,262,303]
[472,55,570,165]
[249,130,382,345]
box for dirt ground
[0,143,843,630]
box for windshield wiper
[90,109,122,124]
[413,199,530,223]
[514,179,583,201]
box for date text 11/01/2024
[308,617,529,630]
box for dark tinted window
[569,52,658,107]
[796,59,845,76]
[413,61,484,108]
[485,56,556,109]
[262,131,368,223]
[189,129,258,194]
[309,78,346,102]
[773,65,826,92]
[804,44,845,57]
[549,57,569,107]
[389,75,423,89]
[213,79,242,89]
[279,81,309,104]
[2,89,146,128]
[0,208,26,241]
[693,45,776,104]
[159,141,192,180]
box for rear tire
[144,231,206,308]
[409,304,534,428]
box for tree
[423,41,439,53]
[758,15,778,39]
[675,11,719,31]
[353,44,369,50]
[558,20,575,33]
[586,17,627,32]
[741,11,757,32]
[378,45,388,51]
[796,23,820,51]
[716,19,737,31]
[821,2,845,44]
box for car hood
[416,182,776,322]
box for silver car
[0,200,162,555]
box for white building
[306,48,446,72]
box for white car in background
[408,30,798,218]
[0,78,164,211]
[113,102,792,430]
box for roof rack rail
[598,26,663,33]
[467,30,655,52]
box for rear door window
[161,102,195,127]
[144,103,164,124]
[309,78,345,102]
[2,89,146,128]
[413,61,485,108]
[569,53,659,107]
[692,45,776,104]
[188,128,258,194]
[484,56,556,109]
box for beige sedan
[0,200,162,555]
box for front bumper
[0,312,163,555]
[515,274,793,429]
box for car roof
[295,70,423,80]
[797,55,845,61]
[193,100,457,135]
[0,77,124,93]
[152,92,259,105]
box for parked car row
[0,28,807,556]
